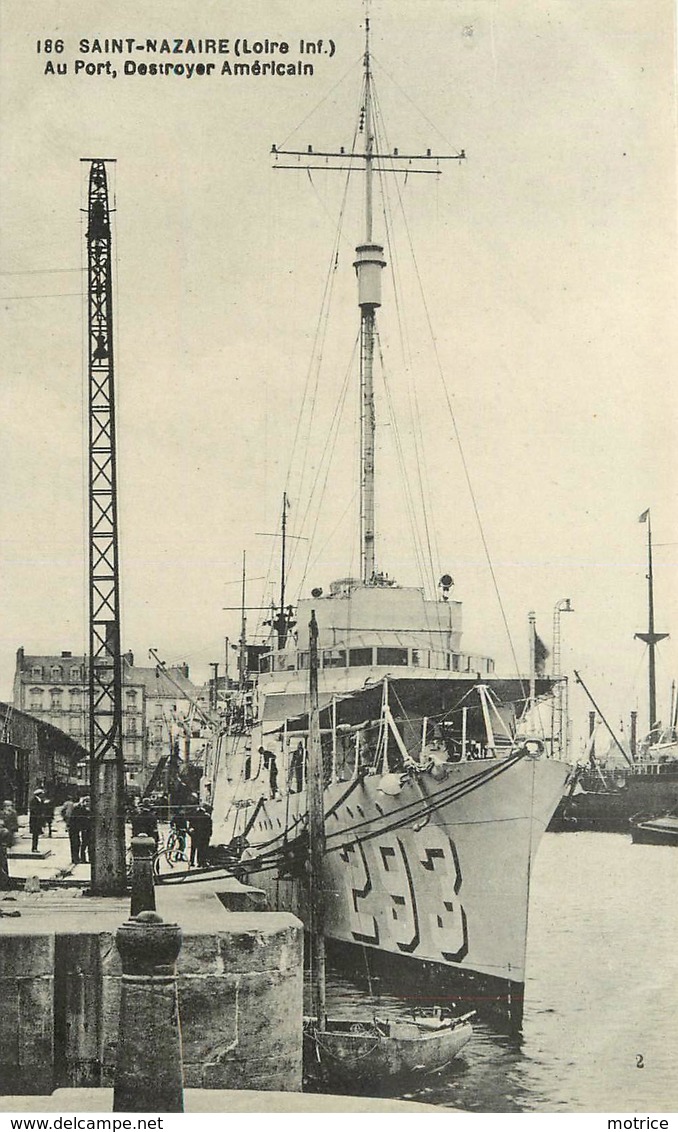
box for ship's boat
[303,1011,474,1091]
[206,13,570,1029]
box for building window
[322,649,346,669]
[31,665,43,680]
[349,647,373,667]
[70,667,82,682]
[376,647,408,667]
[129,717,137,735]
[50,688,63,709]
[51,666,62,681]
[29,687,43,711]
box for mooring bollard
[130,834,156,917]
[113,911,184,1113]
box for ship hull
[549,766,678,833]
[215,751,568,1025]
[630,814,678,846]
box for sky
[1,0,676,751]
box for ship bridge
[256,579,496,724]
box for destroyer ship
[207,15,570,1026]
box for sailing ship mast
[635,509,668,732]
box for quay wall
[0,909,302,1096]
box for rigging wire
[294,336,360,600]
[0,266,83,276]
[371,81,440,596]
[257,70,368,631]
[370,53,466,157]
[254,166,353,643]
[373,330,430,598]
[382,141,525,694]
[270,67,373,614]
[1,292,84,301]
[370,86,445,656]
[277,55,364,151]
[304,489,359,581]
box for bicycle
[152,827,189,874]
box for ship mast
[356,16,382,583]
[635,509,668,732]
[270,14,464,588]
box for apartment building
[13,648,208,791]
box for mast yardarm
[270,15,465,587]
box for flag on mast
[533,627,550,676]
[638,508,650,523]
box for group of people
[0,789,214,877]
[61,795,92,864]
[131,801,213,867]
[167,805,214,867]
[258,743,305,798]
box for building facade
[13,648,208,792]
[1,701,89,810]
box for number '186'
[36,40,64,53]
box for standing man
[188,805,213,868]
[259,746,279,799]
[0,817,12,889]
[29,788,46,853]
[43,796,55,838]
[75,796,92,864]
[131,801,159,850]
[289,742,305,794]
[65,795,82,864]
[1,800,19,846]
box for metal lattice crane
[85,158,126,894]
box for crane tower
[85,159,126,894]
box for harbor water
[313,832,678,1112]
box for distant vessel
[549,512,677,833]
[631,809,678,846]
[208,14,569,1027]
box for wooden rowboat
[303,1011,474,1089]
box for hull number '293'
[337,835,469,964]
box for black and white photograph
[0,0,676,1118]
